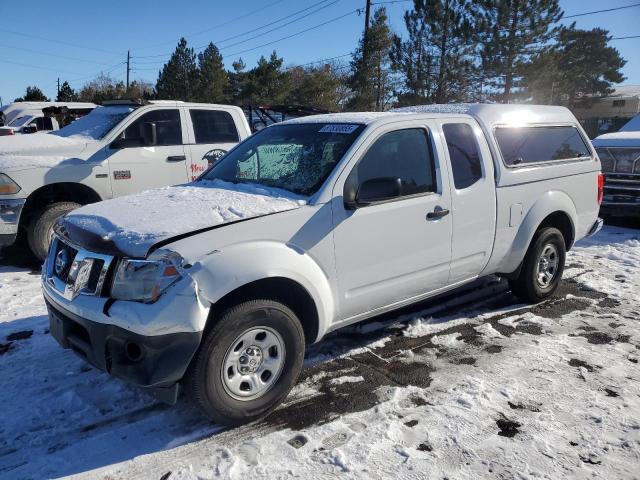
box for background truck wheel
[27,202,80,261]
[509,227,566,303]
[185,299,305,425]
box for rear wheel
[185,299,305,425]
[509,227,566,303]
[27,202,80,261]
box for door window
[122,109,182,146]
[190,109,239,143]
[495,125,590,166]
[443,123,482,189]
[348,128,436,200]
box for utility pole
[57,77,60,98]
[362,0,372,64]
[126,50,131,90]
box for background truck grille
[595,147,640,204]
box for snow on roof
[610,85,640,98]
[392,103,476,114]
[281,112,397,125]
[64,179,306,257]
[592,131,640,146]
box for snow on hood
[64,180,307,258]
[0,133,88,171]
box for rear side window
[123,109,182,146]
[495,126,590,166]
[33,117,54,131]
[351,128,436,198]
[443,123,482,189]
[190,109,239,144]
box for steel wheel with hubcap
[185,299,305,425]
[222,327,286,401]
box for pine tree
[56,81,77,102]
[521,24,626,107]
[478,0,563,103]
[17,86,49,102]
[348,7,394,111]
[155,37,199,101]
[197,43,229,103]
[391,0,477,105]
[240,52,292,105]
[287,65,341,111]
[227,58,248,106]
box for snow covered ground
[0,224,639,479]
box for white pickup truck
[0,100,250,259]
[42,104,603,425]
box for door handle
[427,207,450,220]
[167,155,187,162]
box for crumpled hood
[62,180,307,258]
[0,133,89,172]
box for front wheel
[509,227,566,303]
[27,202,80,261]
[185,299,305,425]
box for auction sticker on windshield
[319,124,359,134]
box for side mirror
[141,122,157,146]
[344,176,403,209]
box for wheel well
[21,183,102,228]
[538,211,574,250]
[208,277,320,345]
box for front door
[108,108,189,197]
[332,125,453,322]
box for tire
[27,202,80,261]
[509,227,566,303]
[185,299,305,425]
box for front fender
[187,240,335,342]
[495,190,577,275]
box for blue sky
[0,0,638,104]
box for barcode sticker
[319,124,359,134]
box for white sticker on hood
[319,124,359,134]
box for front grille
[44,236,115,300]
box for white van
[0,102,96,136]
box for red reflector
[597,173,604,205]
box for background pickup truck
[592,114,640,218]
[43,103,603,425]
[0,100,251,259]
[0,101,96,135]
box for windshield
[201,123,365,196]
[8,115,32,127]
[52,106,134,140]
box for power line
[135,0,342,59]
[0,28,120,55]
[610,34,640,40]
[0,42,115,66]
[225,9,361,57]
[136,0,288,51]
[564,2,640,19]
[0,58,85,75]
[215,0,341,51]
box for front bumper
[44,289,202,404]
[0,198,26,245]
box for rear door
[107,108,189,197]
[438,121,496,282]
[185,108,241,180]
[332,122,453,321]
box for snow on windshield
[53,106,133,140]
[620,114,640,132]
